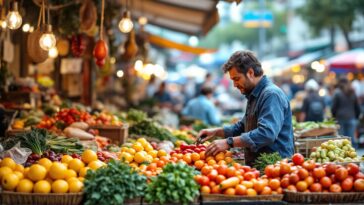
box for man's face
[228,67,255,95]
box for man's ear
[247,67,254,78]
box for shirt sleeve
[223,117,245,137]
[240,92,286,152]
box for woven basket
[201,193,283,202]
[283,191,364,203]
[1,191,83,205]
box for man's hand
[205,139,229,156]
[197,128,224,143]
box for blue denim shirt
[182,96,221,125]
[223,76,294,160]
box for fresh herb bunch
[129,119,176,142]
[145,163,200,205]
[253,152,282,173]
[126,109,148,124]
[84,160,147,205]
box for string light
[6,1,22,30]
[39,25,56,51]
[118,11,133,33]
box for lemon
[61,155,74,164]
[132,142,144,152]
[66,177,79,184]
[38,158,53,171]
[134,152,147,164]
[120,152,133,163]
[49,162,67,180]
[28,164,47,182]
[13,171,24,180]
[0,158,16,170]
[144,144,153,152]
[69,180,83,193]
[64,169,77,179]
[52,179,69,193]
[16,179,34,193]
[0,167,13,180]
[14,164,24,173]
[137,138,148,144]
[2,173,19,190]
[157,150,167,157]
[88,161,105,170]
[127,148,136,155]
[82,150,98,164]
[68,159,85,173]
[23,167,30,178]
[33,180,51,193]
[148,150,158,158]
[79,167,91,177]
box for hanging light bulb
[118,11,133,33]
[39,25,56,51]
[138,16,148,25]
[48,47,58,58]
[6,2,22,30]
[22,23,30,32]
[0,20,7,29]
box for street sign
[243,10,273,28]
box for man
[300,79,325,122]
[182,86,221,126]
[198,51,294,166]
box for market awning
[127,0,221,36]
[326,48,364,73]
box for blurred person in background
[153,81,173,109]
[196,73,215,97]
[182,86,221,126]
[146,74,158,98]
[300,79,325,122]
[332,77,362,148]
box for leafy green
[253,152,282,173]
[126,109,148,124]
[145,163,200,205]
[84,160,147,205]
[129,119,176,142]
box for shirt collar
[249,75,270,98]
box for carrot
[219,177,240,190]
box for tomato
[354,179,364,191]
[260,186,272,195]
[241,166,251,172]
[329,184,342,193]
[217,165,228,176]
[296,181,308,192]
[298,168,309,180]
[281,177,290,188]
[265,165,275,178]
[310,183,322,192]
[313,167,326,179]
[226,167,237,178]
[287,185,297,192]
[355,172,364,180]
[243,172,255,181]
[224,187,236,195]
[341,178,353,191]
[302,160,315,171]
[180,144,187,150]
[272,166,280,178]
[320,176,332,188]
[201,185,211,194]
[253,170,260,178]
[292,153,304,165]
[329,174,337,184]
[305,176,314,186]
[201,166,212,176]
[289,173,300,184]
[325,163,337,175]
[207,169,218,181]
[209,181,216,188]
[235,184,247,195]
[216,175,226,184]
[269,179,280,190]
[276,187,283,194]
[201,176,210,186]
[194,175,203,184]
[335,168,348,182]
[347,163,359,176]
[280,162,291,175]
[253,180,267,193]
[211,185,221,194]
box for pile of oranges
[0,149,105,193]
[264,153,364,193]
[118,138,169,177]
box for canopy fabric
[326,49,364,73]
[147,34,217,55]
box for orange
[176,153,183,159]
[246,188,257,196]
[147,163,157,172]
[81,150,98,164]
[23,167,30,178]
[148,150,158,158]
[156,160,165,168]
[132,142,144,152]
[218,160,227,166]
[2,173,19,190]
[28,164,47,182]
[88,160,105,170]
[68,159,85,173]
[13,171,24,180]
[157,150,167,158]
[67,177,79,184]
[191,153,200,162]
[200,185,211,193]
[194,160,205,170]
[0,157,16,170]
[224,187,236,195]
[52,179,69,193]
[69,180,83,193]
[38,158,53,171]
[61,155,74,164]
[183,154,192,164]
[206,156,214,162]
[14,164,24,173]
[200,151,206,160]
[64,169,77,179]
[49,162,67,180]
[225,151,233,157]
[207,159,216,166]
[215,152,225,162]
[16,179,33,193]
[225,157,233,164]
[33,180,51,193]
[134,152,147,164]
[0,167,13,180]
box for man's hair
[200,86,214,96]
[222,50,263,76]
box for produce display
[11,110,44,129]
[253,152,282,173]
[310,139,360,163]
[145,162,200,205]
[264,153,364,193]
[293,118,337,131]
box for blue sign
[243,10,273,28]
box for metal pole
[258,0,266,59]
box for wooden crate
[90,124,129,145]
[283,190,364,203]
[294,135,351,158]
